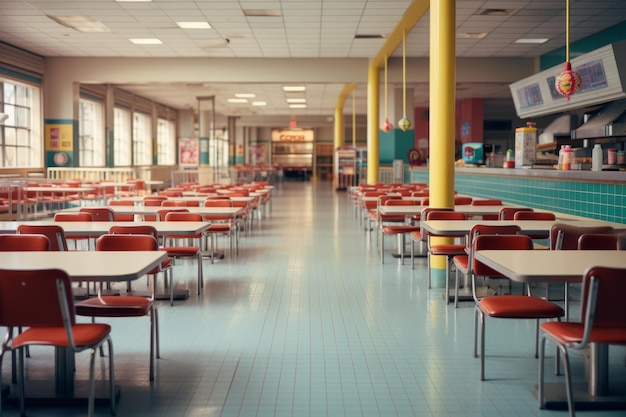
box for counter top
[410,166,626,182]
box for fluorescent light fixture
[252,101,267,107]
[286,98,306,104]
[456,33,487,39]
[283,85,306,92]
[289,104,307,109]
[514,38,549,44]
[48,15,110,33]
[116,0,152,2]
[130,38,163,45]
[177,22,211,29]
[235,93,256,98]
[243,9,282,17]
[227,98,248,103]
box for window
[113,107,131,166]
[133,111,152,166]
[0,78,42,168]
[157,118,176,165]
[79,98,105,166]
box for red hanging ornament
[555,62,581,102]
[381,118,393,133]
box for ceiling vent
[475,9,518,16]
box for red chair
[143,197,166,221]
[513,211,556,239]
[453,196,473,205]
[108,224,173,293]
[80,207,115,221]
[108,199,135,221]
[17,224,68,251]
[424,210,467,297]
[539,266,626,417]
[162,212,204,304]
[499,207,533,220]
[0,268,115,417]
[380,199,419,264]
[470,234,564,381]
[75,233,162,380]
[470,199,503,220]
[0,234,49,251]
[452,224,522,308]
[54,211,92,250]
[203,199,237,261]
[577,233,618,250]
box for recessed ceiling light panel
[456,33,487,39]
[283,85,306,92]
[129,38,163,45]
[177,22,211,29]
[235,93,256,98]
[243,9,282,17]
[514,38,549,44]
[227,98,248,103]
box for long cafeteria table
[0,250,167,406]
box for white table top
[60,205,244,217]
[0,251,167,282]
[117,195,255,203]
[379,205,514,216]
[24,186,96,193]
[0,220,211,236]
[420,219,626,236]
[474,250,626,284]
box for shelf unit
[314,143,334,180]
[334,148,356,190]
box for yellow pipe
[429,0,456,288]
[367,64,380,184]
[334,83,355,149]
[429,0,456,207]
[366,0,429,183]
[370,0,430,69]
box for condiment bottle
[592,144,603,171]
[561,145,572,170]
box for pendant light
[555,0,581,101]
[381,53,393,133]
[398,30,411,131]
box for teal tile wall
[407,170,626,224]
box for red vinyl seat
[0,268,115,417]
[539,266,626,417]
[470,234,564,381]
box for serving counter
[407,166,626,225]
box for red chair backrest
[550,224,614,250]
[162,200,187,207]
[54,212,92,222]
[577,234,618,250]
[454,196,473,205]
[109,225,158,239]
[96,234,158,251]
[16,225,68,251]
[499,207,533,220]
[513,211,555,221]
[164,212,203,222]
[108,199,135,221]
[156,208,189,221]
[0,268,74,327]
[0,234,50,251]
[471,199,503,206]
[80,207,114,221]
[581,266,626,328]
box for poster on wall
[45,120,73,167]
[248,144,267,164]
[178,137,200,167]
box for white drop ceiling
[1,0,625,125]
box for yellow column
[367,64,380,184]
[429,0,456,288]
[334,84,355,150]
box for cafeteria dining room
[0,1,626,417]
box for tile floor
[2,180,625,417]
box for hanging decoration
[398,29,411,131]
[555,0,581,101]
[381,53,393,133]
